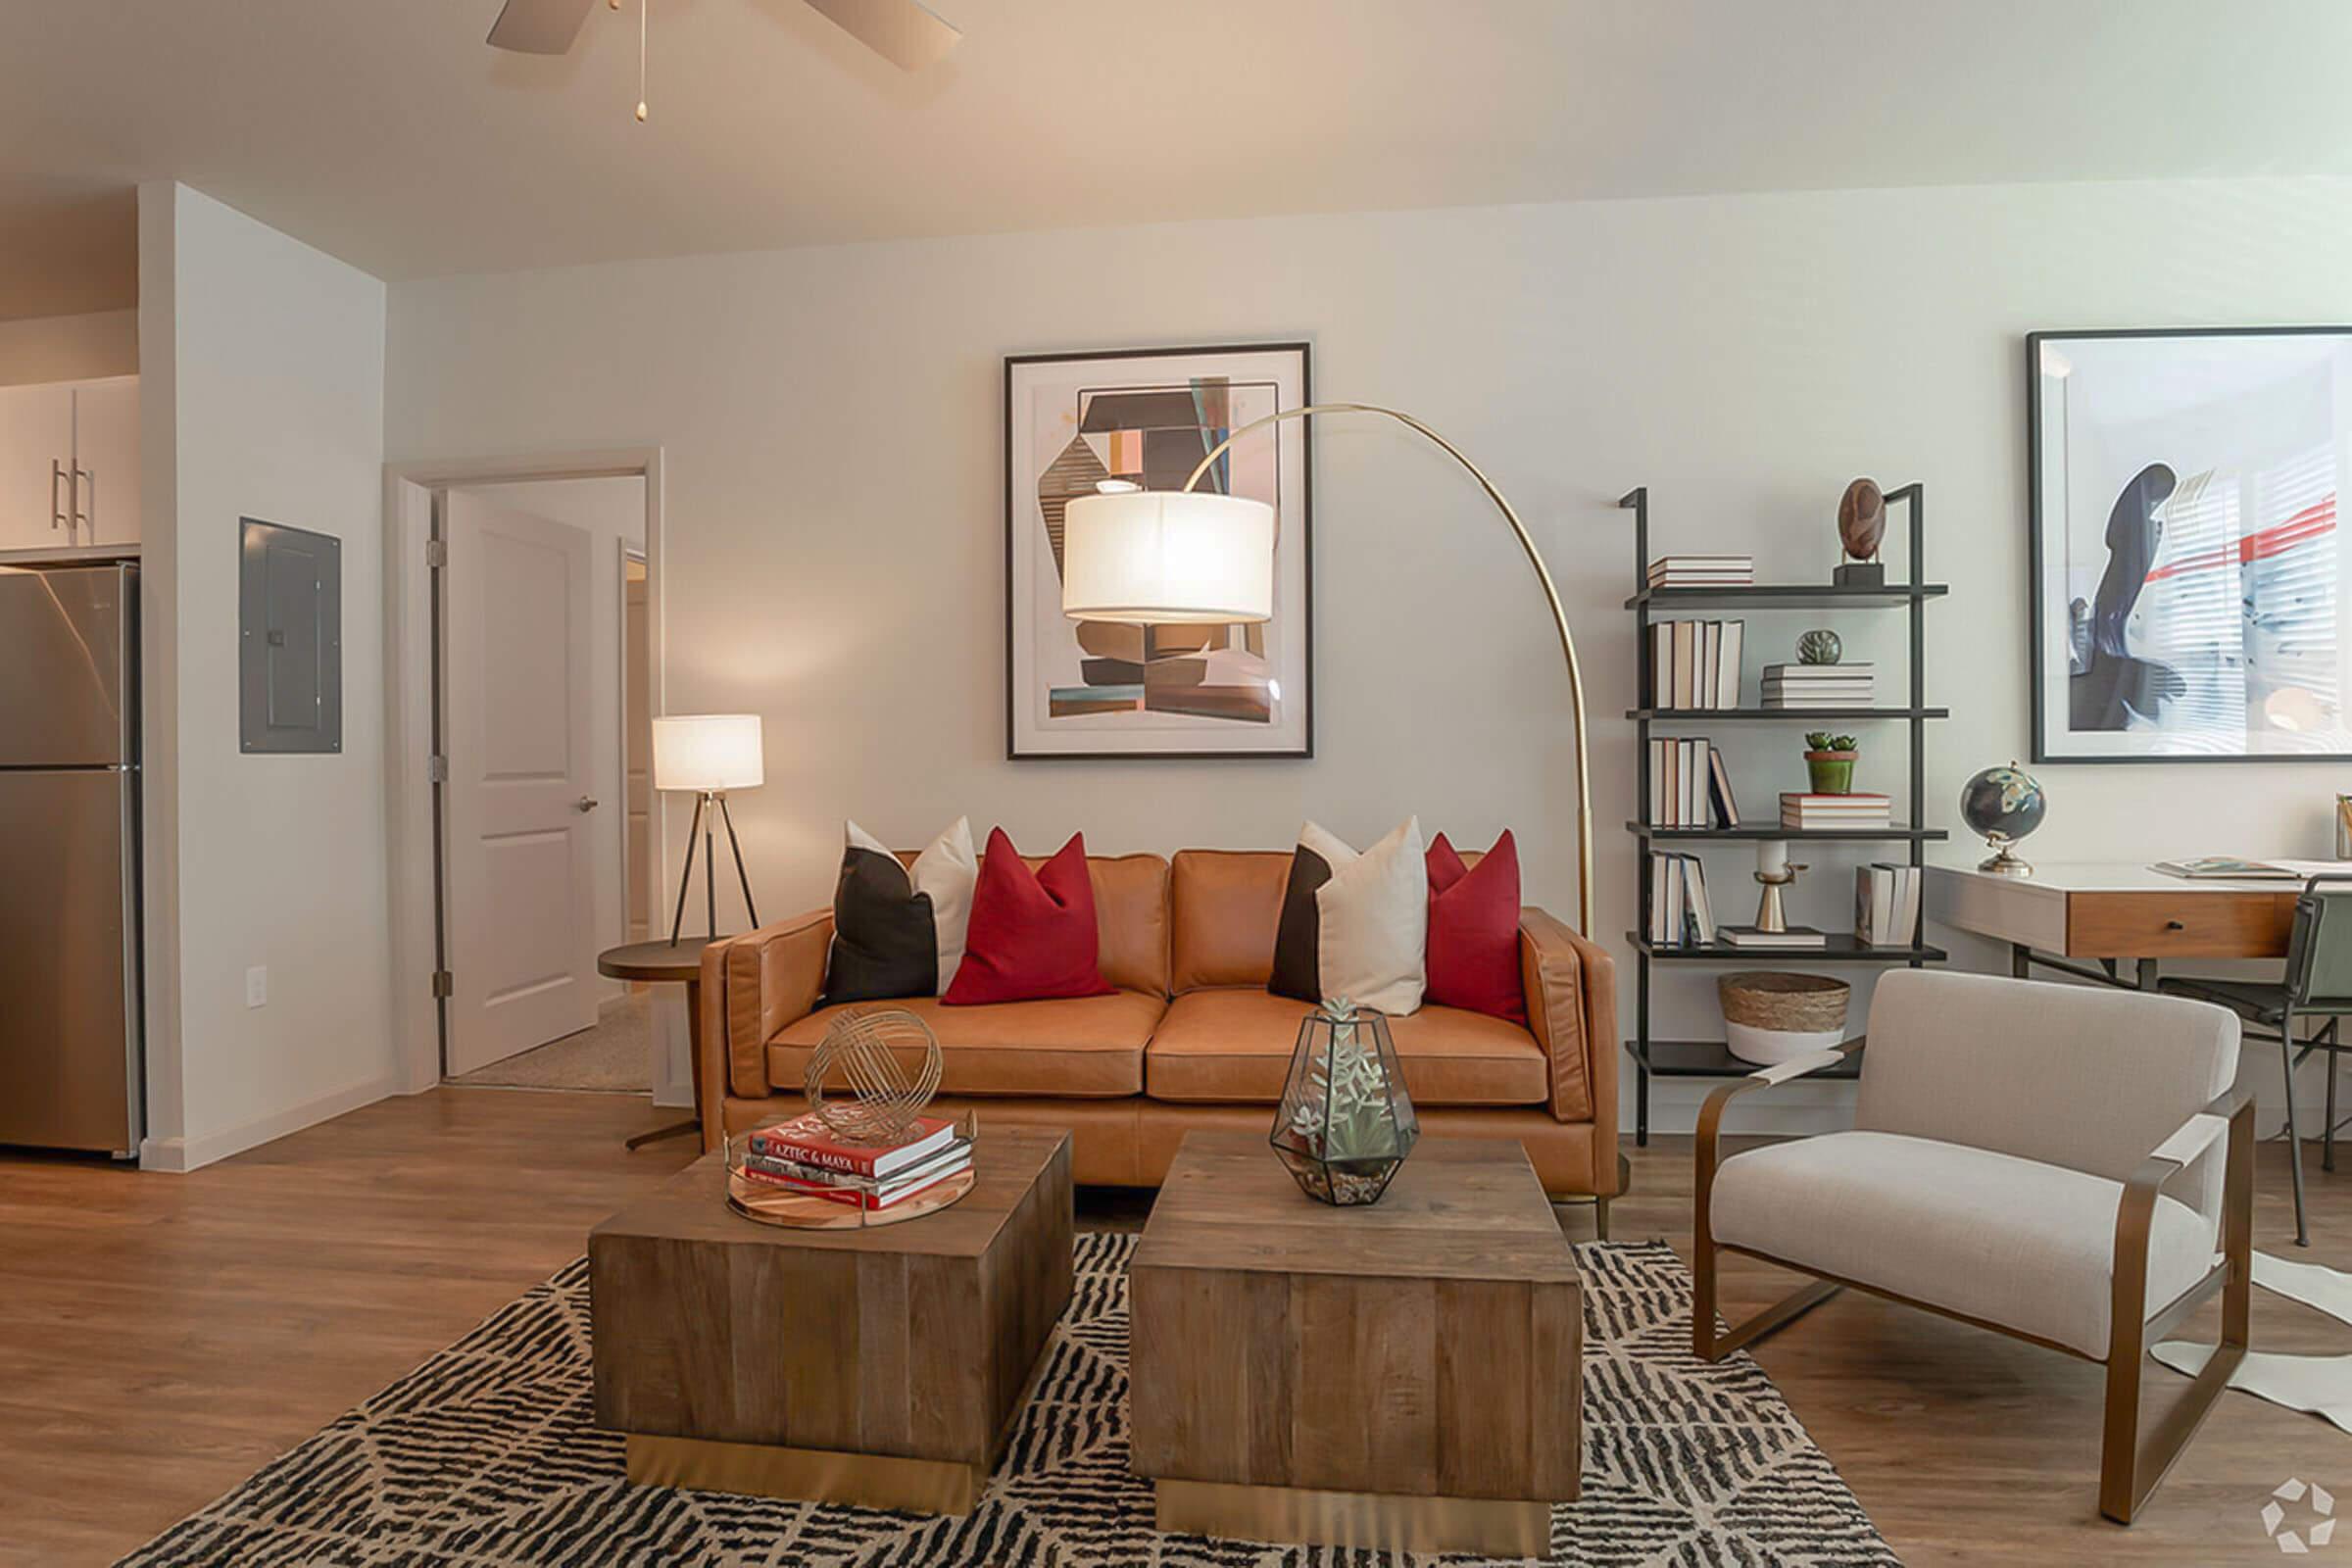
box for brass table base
[626,1433,985,1516]
[1153,1479,1552,1557]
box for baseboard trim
[139,1073,400,1172]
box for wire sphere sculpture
[804,1006,944,1146]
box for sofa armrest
[1519,908,1620,1191]
[700,907,833,1109]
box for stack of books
[1647,619,1745,709]
[1646,851,1716,947]
[1782,792,1893,830]
[1646,554,1754,589]
[1855,862,1925,948]
[740,1112,971,1210]
[1759,662,1875,710]
[1718,924,1829,949]
[1646,737,1740,828]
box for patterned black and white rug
[119,1236,1896,1567]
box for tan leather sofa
[698,848,1621,1206]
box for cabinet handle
[2165,919,2185,931]
[51,460,66,530]
[74,466,93,538]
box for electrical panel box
[238,516,342,755]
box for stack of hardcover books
[1781,792,1893,830]
[1645,554,1754,588]
[741,1112,972,1210]
[1759,662,1875,709]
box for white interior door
[443,490,600,1075]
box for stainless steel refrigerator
[0,563,142,1156]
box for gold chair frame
[1691,1042,2254,1525]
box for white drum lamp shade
[1060,490,1276,624]
[652,713,764,793]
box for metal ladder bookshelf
[1619,484,1949,1146]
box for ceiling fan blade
[487,0,596,54]
[801,0,961,71]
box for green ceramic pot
[1804,751,1857,794]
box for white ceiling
[6,0,2352,292]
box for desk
[1926,861,2297,988]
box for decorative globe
[1796,628,1842,665]
[1959,762,2045,876]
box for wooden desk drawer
[2066,891,2295,958]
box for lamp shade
[652,713,763,792]
[1060,490,1275,624]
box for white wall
[451,476,645,996]
[0,309,137,386]
[384,176,2352,1136]
[140,183,394,1170]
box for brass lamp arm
[1179,401,1594,936]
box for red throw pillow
[1425,830,1527,1024]
[942,829,1116,1004]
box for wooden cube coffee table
[1130,1132,1581,1557]
[589,1125,1072,1515]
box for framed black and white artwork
[2030,327,2352,762]
[1004,342,1312,760]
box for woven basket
[1718,972,1849,1032]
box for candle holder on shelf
[1753,841,1807,934]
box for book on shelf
[1707,747,1740,827]
[1854,862,1924,946]
[1782,791,1893,829]
[1647,618,1743,709]
[1650,737,1734,828]
[1717,925,1829,949]
[746,1112,959,1178]
[1647,554,1754,587]
[1646,851,1715,946]
[741,1140,973,1209]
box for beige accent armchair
[1693,969,2253,1524]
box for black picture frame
[2027,325,2352,763]
[1003,341,1313,760]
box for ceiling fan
[487,0,959,76]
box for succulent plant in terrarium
[1269,995,1420,1205]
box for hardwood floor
[0,1088,2341,1564]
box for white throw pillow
[1310,816,1427,1015]
[907,815,977,994]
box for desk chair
[2160,873,2352,1248]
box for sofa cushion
[1710,1129,2218,1358]
[1146,987,1548,1106]
[1170,850,1287,992]
[770,991,1162,1099]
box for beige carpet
[449,993,652,1093]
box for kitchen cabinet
[0,376,139,552]
[68,378,139,548]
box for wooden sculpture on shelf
[1836,477,1886,586]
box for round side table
[599,938,733,1151]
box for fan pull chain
[610,0,648,122]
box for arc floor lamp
[1060,402,1594,936]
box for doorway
[412,471,654,1089]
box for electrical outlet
[245,966,268,1008]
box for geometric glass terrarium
[1268,996,1420,1205]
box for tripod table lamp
[652,713,763,945]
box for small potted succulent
[1804,732,1859,795]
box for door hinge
[426,753,448,784]
[424,538,447,569]
[431,969,454,1000]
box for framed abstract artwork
[2030,327,2352,762]
[1004,342,1312,760]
